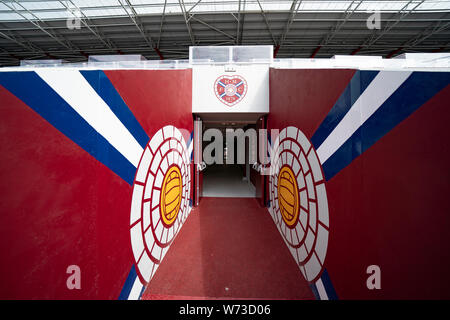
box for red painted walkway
[142,197,314,300]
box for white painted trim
[36,69,143,167]
[128,277,144,300]
[316,71,412,164]
[316,278,329,300]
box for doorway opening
[194,114,266,200]
[200,122,256,198]
[202,122,256,198]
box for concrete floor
[142,198,314,300]
[201,164,256,198]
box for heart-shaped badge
[214,75,248,107]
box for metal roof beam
[178,0,196,45]
[157,0,168,48]
[256,0,277,45]
[4,1,72,50]
[7,1,96,61]
[322,0,363,45]
[405,20,450,48]
[236,0,246,45]
[118,0,155,49]
[0,30,41,53]
[187,0,203,13]
[59,0,117,51]
[278,0,303,47]
[364,0,424,48]
[189,15,236,40]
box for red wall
[250,167,261,198]
[0,69,192,299]
[0,85,131,299]
[269,69,355,138]
[325,85,450,299]
[105,70,192,139]
[268,68,450,299]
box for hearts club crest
[214,75,248,107]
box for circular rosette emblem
[269,126,330,283]
[129,125,191,283]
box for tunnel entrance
[202,122,256,198]
[142,197,315,300]
[193,114,267,203]
[202,164,255,198]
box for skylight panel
[34,10,72,20]
[21,1,65,10]
[0,0,449,23]
[83,7,127,17]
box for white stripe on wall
[316,71,412,164]
[128,277,144,300]
[36,70,143,167]
[316,278,329,300]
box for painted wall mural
[268,126,329,283]
[130,125,192,285]
[269,68,450,299]
[0,69,193,300]
[1,65,449,300]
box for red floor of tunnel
[142,197,315,300]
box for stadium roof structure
[0,0,449,66]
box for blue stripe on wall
[309,282,320,300]
[322,71,450,181]
[311,70,379,149]
[118,265,138,300]
[80,70,149,149]
[138,284,146,299]
[321,269,338,300]
[0,71,137,185]
[188,130,194,161]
